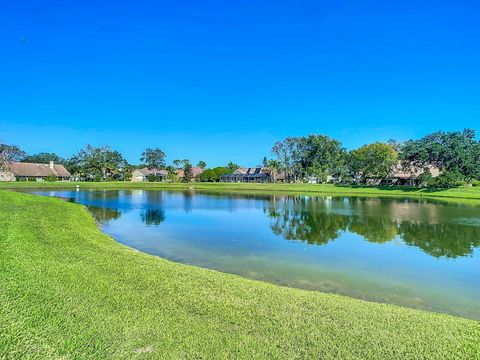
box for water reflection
[266,196,480,258]
[30,190,480,260]
[87,206,122,226]
[141,209,166,226]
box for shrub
[471,178,480,187]
[147,174,163,182]
[44,174,58,182]
[197,169,218,182]
[428,171,465,189]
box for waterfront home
[0,161,71,182]
[177,167,204,181]
[131,168,168,182]
[221,167,272,182]
[389,163,441,186]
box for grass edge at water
[1,190,479,358]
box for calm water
[23,189,480,319]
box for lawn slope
[1,190,479,359]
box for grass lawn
[1,190,479,358]
[2,181,480,202]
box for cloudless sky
[1,1,479,166]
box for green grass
[1,190,479,359]
[2,180,480,202]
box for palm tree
[266,159,281,183]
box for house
[131,168,168,182]
[362,162,442,186]
[221,167,272,183]
[389,163,441,186]
[0,161,71,182]
[177,167,204,181]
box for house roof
[134,168,168,176]
[392,162,441,179]
[232,167,270,175]
[8,162,71,178]
[177,167,204,178]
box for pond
[23,189,480,319]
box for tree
[212,166,231,178]
[196,167,231,182]
[401,129,480,180]
[350,143,398,183]
[165,165,179,182]
[301,135,348,183]
[197,169,218,182]
[226,161,239,172]
[264,159,281,183]
[67,145,128,181]
[22,152,64,164]
[172,159,183,168]
[0,144,26,171]
[387,139,403,152]
[182,162,194,182]
[272,137,304,182]
[196,161,207,169]
[141,148,166,170]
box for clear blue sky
[1,1,479,166]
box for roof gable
[8,162,71,177]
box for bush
[197,169,218,182]
[416,168,433,188]
[428,171,465,189]
[471,178,480,187]
[44,174,58,182]
[147,174,164,182]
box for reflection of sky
[21,189,480,319]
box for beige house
[131,168,168,182]
[0,161,71,182]
[389,163,441,185]
[177,167,204,181]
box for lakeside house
[177,166,204,181]
[363,162,442,186]
[0,161,71,182]
[131,168,168,182]
[221,167,285,183]
[389,163,441,186]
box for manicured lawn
[2,181,480,202]
[1,190,479,358]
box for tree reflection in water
[140,209,166,226]
[267,197,348,245]
[266,196,480,258]
[87,206,122,226]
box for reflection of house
[177,167,204,181]
[389,163,441,186]
[131,168,168,182]
[0,161,71,182]
[221,167,282,182]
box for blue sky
[1,1,479,166]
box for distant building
[389,163,441,186]
[0,161,71,182]
[220,167,284,183]
[363,162,442,186]
[131,168,168,182]
[177,166,204,181]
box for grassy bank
[2,181,480,201]
[1,190,479,358]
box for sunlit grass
[1,190,479,358]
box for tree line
[265,128,480,187]
[1,128,480,187]
[0,143,238,183]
